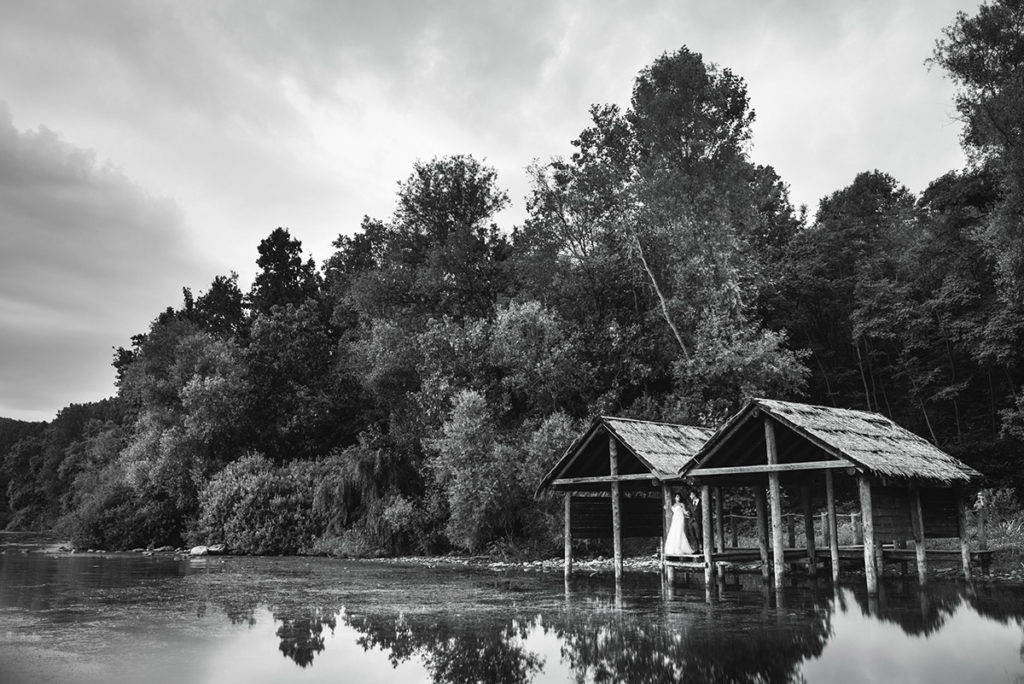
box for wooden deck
[664,546,995,574]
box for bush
[975,486,1024,550]
[57,480,183,550]
[192,454,325,554]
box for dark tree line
[2,1,1024,554]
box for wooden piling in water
[714,488,725,553]
[956,488,971,581]
[765,419,786,592]
[564,493,573,579]
[826,470,840,582]
[609,437,622,581]
[859,476,878,594]
[702,485,714,587]
[754,485,770,581]
[662,483,674,583]
[801,486,817,577]
[909,484,927,586]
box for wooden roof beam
[550,473,660,487]
[688,460,855,478]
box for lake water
[2,535,1023,683]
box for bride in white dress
[663,493,695,556]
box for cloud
[0,0,978,419]
[0,104,213,420]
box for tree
[426,390,520,552]
[523,46,808,421]
[187,272,246,337]
[768,171,916,412]
[933,0,1024,298]
[245,300,345,462]
[248,228,320,316]
[329,156,512,323]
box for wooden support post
[662,484,674,583]
[702,485,714,587]
[754,485,770,580]
[765,420,786,591]
[609,438,622,581]
[909,485,927,587]
[956,488,971,581]
[714,488,725,553]
[564,493,573,579]
[730,514,738,548]
[979,505,988,551]
[821,512,829,547]
[801,485,817,577]
[858,476,878,594]
[826,470,840,583]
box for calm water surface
[1,534,1023,683]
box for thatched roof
[605,417,715,476]
[536,417,714,493]
[686,398,981,484]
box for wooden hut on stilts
[537,399,989,596]
[681,398,985,593]
[535,417,714,581]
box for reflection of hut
[847,582,963,636]
[536,417,714,579]
[556,575,831,683]
[682,398,983,593]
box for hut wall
[865,485,962,540]
[871,486,914,539]
[570,496,662,538]
[920,488,959,538]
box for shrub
[192,454,325,554]
[57,480,183,550]
[975,486,1024,551]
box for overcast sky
[0,0,979,421]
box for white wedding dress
[663,502,695,556]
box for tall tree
[248,228,320,316]
[768,170,916,412]
[933,0,1024,297]
[333,155,512,323]
[523,47,807,421]
[190,273,246,337]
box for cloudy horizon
[0,0,977,422]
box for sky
[0,0,980,422]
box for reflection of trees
[275,608,337,668]
[259,579,1024,677]
[346,612,542,684]
[846,582,1024,638]
[202,583,343,667]
[181,559,1024,679]
[336,576,833,684]
[550,602,830,683]
[967,585,1024,626]
[848,582,963,636]
[844,581,1024,671]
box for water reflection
[2,540,1024,684]
[275,608,336,667]
[348,612,542,683]
[307,574,1022,683]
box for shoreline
[4,531,1022,584]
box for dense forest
[3,2,1024,556]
